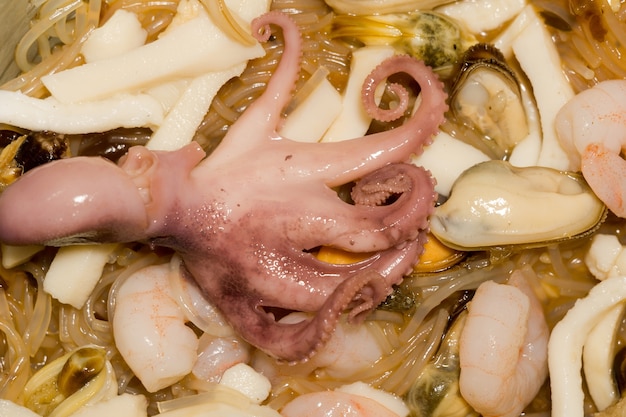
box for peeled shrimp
[280,382,409,417]
[295,312,386,379]
[253,312,386,383]
[192,333,250,382]
[555,79,626,217]
[459,271,549,417]
[113,260,199,393]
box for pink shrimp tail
[581,143,626,218]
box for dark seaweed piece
[0,129,24,147]
[613,346,626,396]
[378,284,416,312]
[15,131,69,172]
[539,10,573,32]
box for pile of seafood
[0,0,625,416]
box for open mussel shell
[0,128,69,190]
[447,43,529,159]
[429,160,607,252]
[413,233,465,273]
[406,310,478,417]
[22,345,116,417]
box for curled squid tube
[583,302,625,410]
[549,275,626,417]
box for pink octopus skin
[0,12,447,362]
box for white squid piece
[549,275,626,417]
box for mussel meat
[331,11,476,76]
[22,345,116,417]
[429,160,607,251]
[406,310,478,417]
[447,43,529,159]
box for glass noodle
[0,0,625,416]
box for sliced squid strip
[0,91,163,134]
[549,275,626,417]
[583,302,625,411]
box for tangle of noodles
[1,0,180,97]
[540,0,626,92]
[3,0,103,97]
[0,0,626,416]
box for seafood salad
[0,0,624,416]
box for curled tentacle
[351,162,430,206]
[288,163,436,253]
[250,11,303,118]
[302,55,447,186]
[362,81,410,122]
[214,269,388,362]
[210,10,303,160]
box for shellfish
[331,11,476,75]
[406,309,478,417]
[447,43,529,159]
[22,345,117,417]
[0,129,69,190]
[429,160,606,251]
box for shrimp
[458,271,549,417]
[112,260,199,393]
[280,382,409,417]
[253,312,386,383]
[555,79,626,217]
[304,314,387,379]
[192,333,250,382]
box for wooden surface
[0,0,36,84]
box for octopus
[0,11,447,362]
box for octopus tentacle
[206,56,446,187]
[214,238,423,315]
[315,55,447,186]
[209,11,303,160]
[215,269,389,362]
[250,11,302,115]
[352,163,416,206]
[362,81,410,123]
[282,164,436,253]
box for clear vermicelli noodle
[3,0,103,96]
[546,0,626,91]
[1,0,626,416]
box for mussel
[429,160,607,251]
[331,11,476,76]
[0,129,69,190]
[447,43,529,159]
[22,345,116,417]
[406,310,478,417]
